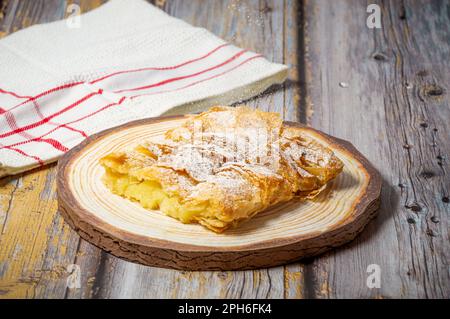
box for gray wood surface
[0,0,448,299]
[303,0,450,298]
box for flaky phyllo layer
[100,106,344,232]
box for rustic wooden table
[0,0,449,299]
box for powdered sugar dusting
[103,106,344,231]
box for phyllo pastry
[100,106,344,233]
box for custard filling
[102,167,211,224]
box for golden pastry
[100,106,344,232]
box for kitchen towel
[0,0,287,178]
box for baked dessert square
[100,106,343,232]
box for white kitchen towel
[0,0,287,178]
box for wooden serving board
[57,115,381,271]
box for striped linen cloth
[0,0,287,177]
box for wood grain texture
[302,0,450,298]
[57,115,381,270]
[0,0,448,298]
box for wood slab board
[57,115,381,270]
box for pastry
[100,106,344,232]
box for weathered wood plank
[302,0,449,298]
[0,164,81,298]
[282,0,309,299]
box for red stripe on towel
[114,50,247,94]
[90,43,230,84]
